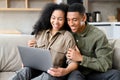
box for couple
[11,3,120,80]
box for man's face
[67,12,83,33]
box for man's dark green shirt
[72,24,113,75]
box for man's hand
[47,67,68,77]
[67,46,83,62]
[28,39,36,47]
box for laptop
[18,46,53,72]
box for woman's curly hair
[31,3,70,35]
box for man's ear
[80,21,84,25]
[80,14,86,25]
[82,14,87,22]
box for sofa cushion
[114,39,120,48]
[113,47,120,69]
[108,39,116,48]
[0,72,16,80]
[0,34,33,72]
[112,39,120,70]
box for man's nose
[68,21,74,26]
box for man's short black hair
[67,0,83,5]
[68,3,85,15]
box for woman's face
[50,10,65,31]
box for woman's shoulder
[62,31,76,46]
[36,30,48,38]
[63,31,74,38]
[63,30,72,35]
[37,30,48,34]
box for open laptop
[18,46,53,72]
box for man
[66,3,120,80]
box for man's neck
[77,25,86,33]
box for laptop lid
[18,46,53,71]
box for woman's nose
[54,19,59,24]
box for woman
[11,3,80,80]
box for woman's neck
[51,29,58,36]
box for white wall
[0,0,68,34]
[0,11,40,34]
[88,1,120,22]
[0,0,60,34]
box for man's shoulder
[89,25,106,37]
[86,25,108,41]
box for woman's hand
[28,39,36,47]
[47,67,68,77]
[47,60,78,77]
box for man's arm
[67,36,113,72]
[82,36,113,72]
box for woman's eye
[59,18,63,21]
[52,17,55,19]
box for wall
[0,11,40,34]
[0,0,57,34]
[88,1,120,21]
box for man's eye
[73,19,77,21]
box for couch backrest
[0,34,33,72]
[0,34,120,72]
[99,27,120,70]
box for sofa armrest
[113,47,120,69]
[112,39,120,69]
[0,34,33,72]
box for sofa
[0,34,33,80]
[0,34,120,80]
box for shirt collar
[46,29,66,35]
[74,24,90,37]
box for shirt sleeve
[66,34,76,65]
[80,35,113,72]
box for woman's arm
[47,61,78,77]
